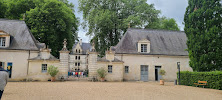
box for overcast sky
[68,0,188,42]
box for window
[75,62,77,66]
[79,50,80,53]
[0,37,6,47]
[141,44,147,52]
[0,62,5,69]
[75,56,77,60]
[78,63,80,66]
[78,56,80,60]
[108,65,112,73]
[125,66,129,73]
[42,64,47,73]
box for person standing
[0,63,9,99]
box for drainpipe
[27,50,31,81]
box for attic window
[141,44,147,52]
[0,37,6,47]
[138,39,150,53]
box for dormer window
[0,37,6,47]
[138,39,150,53]
[141,44,147,53]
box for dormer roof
[0,19,45,50]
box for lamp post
[177,62,180,85]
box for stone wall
[28,60,60,81]
[115,54,192,81]
[97,62,124,81]
[59,51,70,79]
[88,52,98,78]
[0,50,38,80]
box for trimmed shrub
[177,71,222,90]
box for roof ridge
[128,28,184,33]
[0,18,25,22]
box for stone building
[88,28,193,81]
[0,19,192,82]
[0,19,60,81]
[69,39,91,72]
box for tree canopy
[79,0,180,56]
[184,0,222,71]
[147,17,180,31]
[1,0,79,57]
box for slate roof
[29,54,59,61]
[97,57,123,62]
[71,42,91,54]
[113,28,188,56]
[0,19,44,50]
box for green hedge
[177,71,222,90]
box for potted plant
[97,67,107,82]
[159,69,166,85]
[47,65,59,82]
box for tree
[146,17,180,31]
[184,0,222,71]
[3,0,36,19]
[25,0,78,57]
[0,0,7,18]
[1,0,78,57]
[79,0,160,56]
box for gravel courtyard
[2,81,222,100]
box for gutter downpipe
[27,50,31,81]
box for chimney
[80,39,82,45]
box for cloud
[147,0,188,30]
[69,0,188,42]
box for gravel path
[2,81,222,100]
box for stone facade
[0,19,193,82]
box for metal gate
[140,65,148,81]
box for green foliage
[79,0,160,56]
[1,0,78,57]
[0,0,7,18]
[184,0,222,71]
[146,17,180,31]
[97,67,107,78]
[159,69,166,76]
[159,69,166,80]
[3,0,36,19]
[178,71,222,90]
[25,0,78,57]
[47,65,59,77]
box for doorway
[140,65,148,81]
[7,62,13,78]
[155,66,161,81]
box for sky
[68,0,189,42]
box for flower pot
[101,78,105,82]
[51,77,56,82]
[160,80,164,85]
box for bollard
[174,79,177,85]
